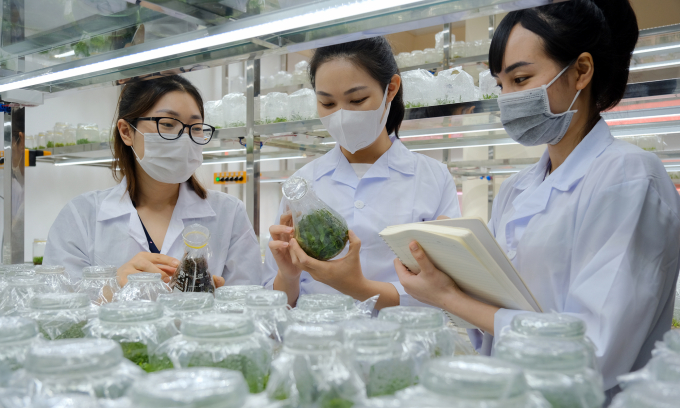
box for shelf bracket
[245,57,261,238]
[2,105,24,264]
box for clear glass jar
[151,314,272,393]
[74,266,120,305]
[0,267,8,293]
[244,290,290,345]
[34,265,73,293]
[290,293,366,324]
[502,313,598,369]
[0,275,48,316]
[32,239,46,265]
[64,125,77,146]
[266,324,364,407]
[341,319,415,397]
[157,292,214,327]
[396,356,551,408]
[378,306,464,371]
[25,134,35,150]
[114,272,171,302]
[37,132,47,149]
[45,130,55,148]
[169,224,215,293]
[494,337,605,408]
[10,338,143,399]
[25,293,93,340]
[214,285,263,314]
[31,394,100,408]
[0,317,41,371]
[76,123,99,144]
[282,177,349,261]
[289,88,317,121]
[660,329,680,354]
[611,381,680,408]
[125,367,249,408]
[222,93,247,128]
[84,301,178,372]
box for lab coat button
[354,200,365,209]
[507,250,517,259]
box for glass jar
[0,267,8,293]
[289,88,318,121]
[32,239,46,265]
[157,292,214,327]
[10,338,144,399]
[54,122,68,135]
[114,272,171,302]
[290,293,367,324]
[0,317,41,371]
[74,266,120,305]
[34,265,73,293]
[0,275,48,316]
[214,285,263,313]
[31,394,100,408]
[45,130,55,148]
[53,130,65,148]
[151,313,272,393]
[378,306,466,372]
[244,290,290,345]
[267,324,364,407]
[25,135,35,150]
[37,132,47,149]
[76,123,99,144]
[610,381,680,408]
[84,301,178,372]
[260,92,290,124]
[502,313,598,369]
[25,293,93,340]
[341,319,415,397]
[169,224,215,293]
[659,329,680,354]
[396,356,551,408]
[222,93,247,128]
[64,125,77,146]
[494,337,605,408]
[282,177,349,261]
[125,367,249,408]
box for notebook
[379,217,542,329]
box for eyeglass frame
[129,117,216,145]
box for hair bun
[591,0,639,56]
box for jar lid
[245,290,287,308]
[297,293,354,312]
[8,275,42,287]
[6,265,36,278]
[378,306,445,331]
[128,272,162,282]
[663,330,680,353]
[158,292,214,312]
[127,368,248,408]
[29,293,90,310]
[613,381,680,408]
[214,285,263,302]
[99,301,163,323]
[34,265,66,275]
[340,319,401,348]
[26,339,123,374]
[0,316,38,343]
[82,266,117,278]
[494,337,589,372]
[282,176,308,201]
[510,313,586,339]
[421,356,527,400]
[284,324,343,351]
[182,224,210,249]
[181,313,254,338]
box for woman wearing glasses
[44,75,262,287]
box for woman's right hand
[269,212,302,280]
[117,252,180,286]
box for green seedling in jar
[39,320,87,340]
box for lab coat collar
[97,179,135,222]
[312,137,415,186]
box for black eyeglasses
[132,117,215,145]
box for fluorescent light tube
[400,128,506,139]
[202,148,246,154]
[0,0,425,92]
[629,60,680,71]
[632,43,680,55]
[54,50,75,58]
[54,158,114,166]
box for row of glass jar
[26,123,113,150]
[228,60,311,95]
[401,67,501,109]
[394,38,493,69]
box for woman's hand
[269,212,302,281]
[117,252,179,286]
[393,241,461,309]
[212,275,225,288]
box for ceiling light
[0,0,426,92]
[54,50,75,58]
[632,43,680,55]
[629,60,680,71]
[54,158,113,166]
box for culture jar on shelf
[34,265,73,293]
[0,316,41,371]
[113,272,171,302]
[25,293,94,340]
[214,285,263,313]
[74,266,120,305]
[32,239,46,265]
[243,290,290,346]
[0,275,49,316]
[169,224,214,294]
[290,293,368,324]
[76,123,99,144]
[282,176,349,261]
[157,292,214,328]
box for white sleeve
[222,200,263,286]
[43,200,93,277]
[494,178,680,389]
[434,164,462,218]
[262,197,287,289]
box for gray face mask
[497,64,581,146]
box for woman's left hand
[212,275,225,288]
[394,240,461,309]
[288,230,366,293]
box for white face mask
[319,85,391,154]
[130,126,203,184]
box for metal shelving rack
[1,0,679,262]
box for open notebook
[379,217,542,329]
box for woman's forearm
[273,270,301,307]
[441,289,499,335]
[338,277,400,310]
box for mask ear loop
[546,61,582,113]
[128,122,143,160]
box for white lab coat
[469,119,680,391]
[263,139,462,305]
[44,179,262,284]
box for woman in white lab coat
[395,0,680,398]
[264,37,461,309]
[44,75,262,286]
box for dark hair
[112,75,207,201]
[489,0,638,124]
[309,37,405,137]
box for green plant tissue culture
[76,138,90,145]
[39,320,87,340]
[296,209,349,261]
